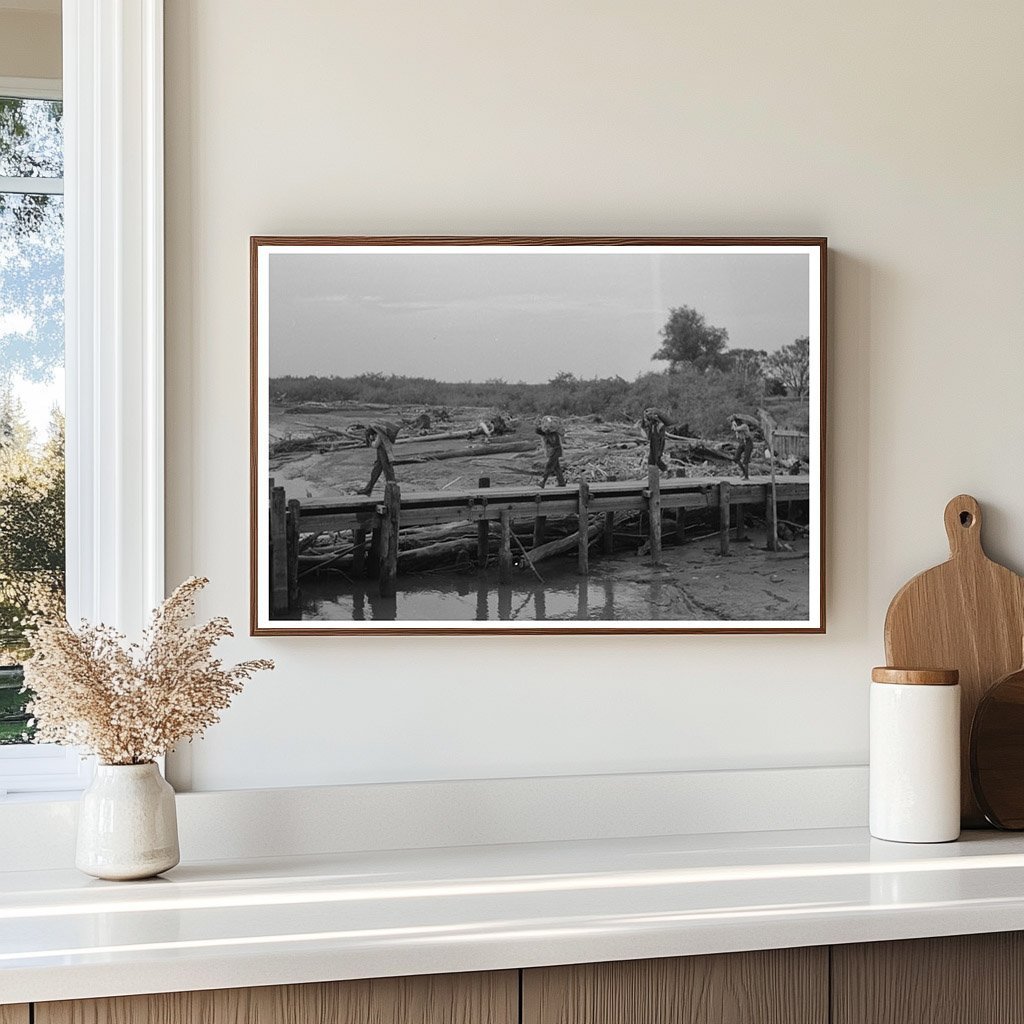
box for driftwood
[666,433,738,464]
[529,522,603,564]
[301,536,481,573]
[401,522,477,542]
[395,537,478,567]
[395,428,481,445]
[270,434,362,458]
[394,440,534,465]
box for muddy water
[303,565,658,623]
[296,532,811,623]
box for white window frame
[0,0,164,799]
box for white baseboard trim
[0,765,867,872]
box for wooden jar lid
[871,667,960,686]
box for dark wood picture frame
[250,236,827,635]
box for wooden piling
[286,499,301,609]
[353,527,367,577]
[477,477,490,569]
[603,511,615,555]
[533,502,547,548]
[766,482,779,552]
[533,517,547,547]
[760,407,780,552]
[719,481,731,555]
[647,464,662,563]
[270,485,288,614]
[367,519,381,579]
[499,509,513,583]
[735,502,747,541]
[379,481,400,598]
[577,481,590,575]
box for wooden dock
[269,474,811,614]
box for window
[0,77,77,794]
[0,78,83,797]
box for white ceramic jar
[870,667,960,843]
[76,762,180,880]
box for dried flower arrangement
[23,577,273,765]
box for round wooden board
[971,664,1024,829]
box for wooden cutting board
[884,494,1024,826]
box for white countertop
[4,826,1024,1004]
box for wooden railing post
[286,498,301,610]
[499,509,513,583]
[270,484,288,615]
[578,481,590,575]
[719,481,732,555]
[379,482,400,598]
[647,465,662,563]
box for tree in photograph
[767,335,811,398]
[652,305,730,372]
[725,347,769,389]
[548,370,579,389]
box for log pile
[393,440,534,465]
[297,514,608,578]
[271,425,529,466]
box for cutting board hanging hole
[944,494,983,556]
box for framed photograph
[251,236,826,635]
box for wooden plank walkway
[268,475,811,615]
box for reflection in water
[498,585,512,621]
[300,562,640,623]
[286,534,811,623]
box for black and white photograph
[251,238,825,634]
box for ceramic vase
[76,762,180,880]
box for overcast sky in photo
[267,249,811,383]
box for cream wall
[0,8,60,80]
[164,1,1024,791]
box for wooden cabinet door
[523,949,828,1024]
[0,1007,29,1024]
[36,971,517,1024]
[832,932,1024,1024]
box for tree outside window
[0,93,65,744]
